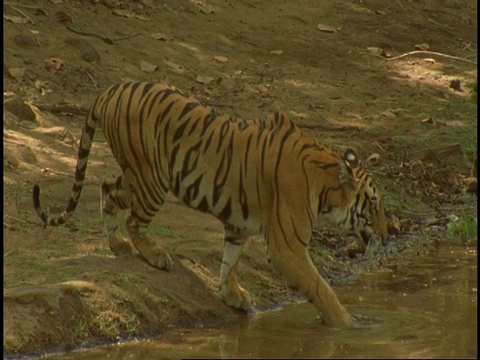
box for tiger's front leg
[266,227,355,327]
[218,229,254,311]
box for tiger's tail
[32,103,100,226]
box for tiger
[32,81,387,327]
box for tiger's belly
[172,183,263,237]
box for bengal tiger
[32,81,387,327]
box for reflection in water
[54,245,477,359]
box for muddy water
[54,245,476,359]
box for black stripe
[154,99,175,139]
[272,123,297,253]
[216,121,231,153]
[202,131,214,154]
[260,135,268,181]
[244,134,253,176]
[197,196,209,212]
[131,210,152,225]
[172,120,189,143]
[125,83,143,167]
[170,144,180,175]
[187,116,200,136]
[173,171,181,196]
[292,214,308,247]
[184,175,203,204]
[152,145,169,194]
[178,101,199,119]
[218,198,232,222]
[181,140,202,179]
[238,169,249,220]
[212,137,234,206]
[199,112,217,137]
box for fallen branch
[4,2,42,9]
[4,214,39,226]
[205,101,234,108]
[7,4,35,24]
[4,249,18,259]
[398,210,437,217]
[305,104,360,132]
[380,50,477,65]
[41,168,75,179]
[427,18,453,31]
[31,102,89,116]
[79,68,99,90]
[66,26,142,45]
[396,0,407,13]
[299,123,360,131]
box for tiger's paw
[109,238,134,256]
[140,247,173,271]
[220,286,254,312]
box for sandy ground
[3,0,477,356]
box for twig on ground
[239,0,257,8]
[66,26,142,45]
[31,102,89,116]
[396,0,407,13]
[7,4,35,24]
[241,39,259,48]
[4,214,39,226]
[359,52,386,60]
[80,68,99,90]
[205,102,234,108]
[4,2,41,9]
[301,113,361,130]
[308,103,336,127]
[299,123,360,131]
[4,249,18,259]
[378,50,477,66]
[67,26,116,44]
[113,32,143,42]
[41,169,75,179]
[373,141,386,153]
[427,18,453,31]
[398,210,437,217]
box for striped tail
[32,105,99,226]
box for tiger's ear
[339,148,359,194]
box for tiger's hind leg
[100,175,134,255]
[125,187,173,271]
[218,228,253,311]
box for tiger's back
[33,81,387,328]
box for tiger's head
[338,149,388,243]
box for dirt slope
[3,0,477,356]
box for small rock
[213,55,229,63]
[415,43,430,51]
[64,37,82,47]
[14,34,38,49]
[270,50,283,55]
[449,79,463,92]
[196,75,215,84]
[4,97,36,122]
[317,24,337,33]
[140,61,158,73]
[8,67,26,80]
[65,38,100,63]
[80,43,101,64]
